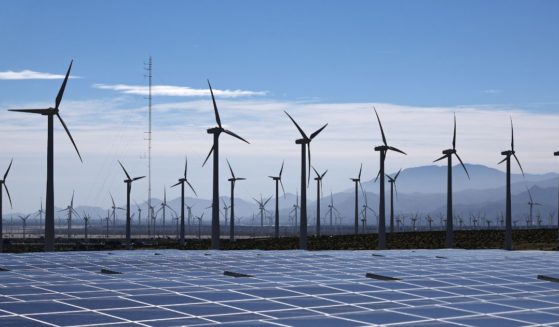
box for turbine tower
[118,161,145,248]
[171,156,197,246]
[284,111,327,249]
[434,114,470,247]
[498,118,524,250]
[350,164,362,235]
[0,159,13,252]
[268,161,286,238]
[226,159,245,241]
[109,193,124,227]
[202,80,249,250]
[8,61,82,251]
[387,169,402,234]
[58,191,78,239]
[312,167,327,236]
[373,108,406,249]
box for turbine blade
[527,187,534,203]
[284,111,308,139]
[513,153,524,176]
[132,176,146,181]
[279,160,284,177]
[110,192,116,207]
[454,153,470,179]
[388,146,407,155]
[3,158,13,180]
[321,169,328,179]
[202,145,214,167]
[312,166,320,178]
[56,113,82,162]
[8,108,51,114]
[434,154,447,163]
[171,181,181,188]
[307,143,311,187]
[236,177,246,180]
[358,163,362,179]
[394,168,402,180]
[310,123,328,140]
[280,179,286,198]
[4,183,12,208]
[374,169,381,183]
[510,117,514,151]
[264,196,272,206]
[55,60,73,110]
[226,158,235,179]
[186,180,198,197]
[497,156,508,165]
[207,79,222,128]
[71,190,74,207]
[223,129,250,144]
[452,113,457,150]
[184,156,188,179]
[118,161,131,180]
[373,107,387,146]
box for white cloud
[0,70,80,80]
[93,84,267,98]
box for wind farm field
[2,228,558,253]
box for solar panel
[1,249,559,326]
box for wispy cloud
[0,70,80,80]
[93,84,267,98]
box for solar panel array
[1,249,559,326]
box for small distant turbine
[202,80,250,250]
[312,166,327,236]
[285,111,327,249]
[386,169,402,234]
[526,187,542,227]
[226,159,245,241]
[171,156,197,246]
[268,161,286,238]
[9,61,82,251]
[434,114,470,248]
[253,195,272,228]
[498,118,524,250]
[0,159,13,252]
[350,164,362,235]
[373,108,406,249]
[118,161,145,248]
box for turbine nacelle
[206,127,222,134]
[501,150,514,156]
[442,149,456,155]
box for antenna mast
[145,57,153,230]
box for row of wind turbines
[1,61,556,252]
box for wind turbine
[360,182,376,234]
[104,209,110,239]
[526,187,542,227]
[82,212,89,241]
[326,192,341,231]
[171,156,197,246]
[226,159,245,241]
[312,166,327,236]
[498,118,523,250]
[269,161,286,238]
[58,191,77,239]
[373,108,406,249]
[285,111,327,249]
[387,169,402,234]
[156,187,176,237]
[19,214,30,240]
[8,61,82,251]
[134,200,142,226]
[109,193,124,227]
[434,114,470,248]
[34,199,44,228]
[253,195,272,228]
[350,164,362,235]
[0,159,13,252]
[202,80,250,250]
[118,161,145,248]
[290,190,300,230]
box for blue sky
[0,1,558,213]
